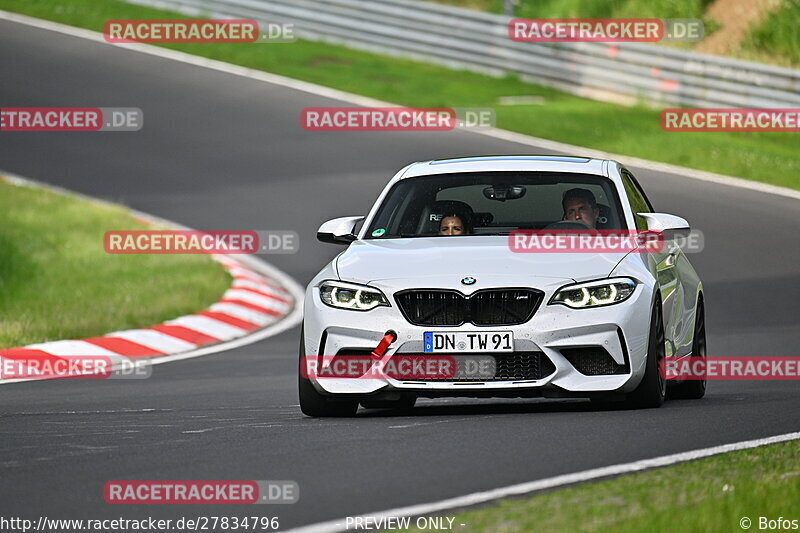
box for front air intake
[561,347,628,375]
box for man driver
[562,188,600,229]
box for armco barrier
[126,0,800,108]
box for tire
[625,297,666,409]
[361,397,417,410]
[668,298,707,400]
[298,326,359,417]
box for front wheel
[298,326,359,417]
[625,298,666,409]
[668,298,707,400]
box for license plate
[423,331,514,353]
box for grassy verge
[0,0,798,189]
[740,0,800,68]
[0,177,230,349]
[396,439,800,533]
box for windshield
[364,171,627,238]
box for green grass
[0,177,230,349]
[394,439,800,533]
[740,0,800,68]
[1,0,798,189]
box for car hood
[336,236,629,286]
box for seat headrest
[416,200,475,235]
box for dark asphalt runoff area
[1,19,798,530]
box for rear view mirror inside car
[483,185,526,201]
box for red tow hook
[371,331,397,360]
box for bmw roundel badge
[461,276,477,286]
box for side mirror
[637,213,691,240]
[317,216,364,245]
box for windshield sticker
[371,228,386,237]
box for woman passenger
[439,213,472,235]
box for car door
[621,169,684,358]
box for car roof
[400,155,613,180]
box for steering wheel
[543,220,595,230]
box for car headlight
[318,280,390,311]
[550,278,636,309]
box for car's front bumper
[303,280,654,398]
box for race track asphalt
[1,19,798,530]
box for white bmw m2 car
[300,156,706,416]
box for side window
[624,169,654,211]
[353,218,365,235]
[621,169,652,230]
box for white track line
[284,431,800,533]
[0,9,798,202]
[209,302,276,325]
[103,329,198,353]
[223,289,292,312]
[231,278,292,296]
[165,315,248,340]
[25,340,118,356]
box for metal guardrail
[129,0,800,108]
